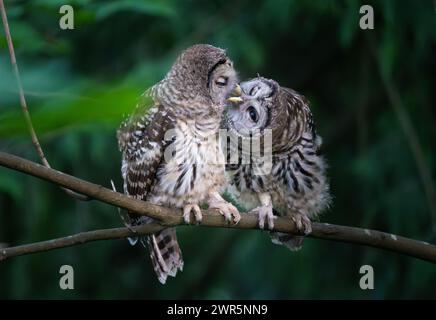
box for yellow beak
[227,96,243,104]
[233,84,242,96]
[227,84,243,104]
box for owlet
[117,44,241,284]
[224,77,330,250]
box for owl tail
[269,232,305,251]
[140,227,184,285]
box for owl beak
[227,84,243,104]
[233,84,242,96]
[227,96,243,104]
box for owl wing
[117,100,176,219]
[118,100,184,284]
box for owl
[117,44,241,284]
[224,77,330,250]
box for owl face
[152,44,239,116]
[226,77,278,136]
[225,76,312,154]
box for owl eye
[247,106,259,123]
[215,76,228,86]
[249,85,260,96]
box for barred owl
[117,44,241,284]
[224,77,330,250]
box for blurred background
[0,0,435,299]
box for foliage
[0,0,435,299]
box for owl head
[152,44,239,116]
[225,77,316,154]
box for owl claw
[209,201,241,224]
[252,205,276,230]
[291,214,312,235]
[183,204,202,224]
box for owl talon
[291,214,312,235]
[209,201,241,224]
[183,204,202,224]
[252,205,276,230]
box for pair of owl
[117,44,330,284]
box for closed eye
[249,85,260,96]
[215,76,228,86]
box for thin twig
[0,151,435,263]
[0,0,90,201]
[367,35,436,231]
[0,224,165,261]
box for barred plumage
[224,77,330,250]
[117,44,240,284]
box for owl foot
[183,204,202,224]
[209,200,241,224]
[252,205,276,230]
[291,214,312,235]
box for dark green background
[1,0,435,299]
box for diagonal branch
[0,0,90,201]
[0,151,435,263]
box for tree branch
[0,224,165,261]
[0,0,90,201]
[0,151,435,263]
